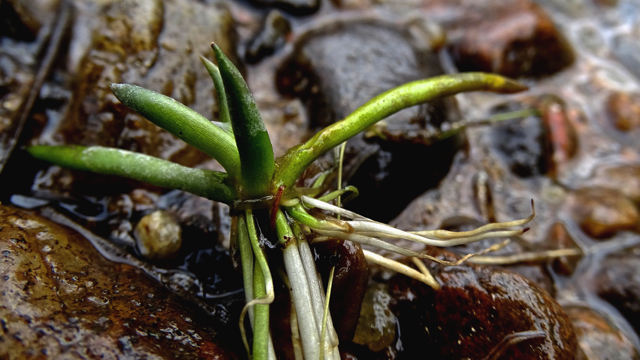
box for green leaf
[27,145,237,204]
[110,84,240,178]
[275,72,528,188]
[200,56,232,127]
[212,43,275,199]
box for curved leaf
[275,72,528,188]
[110,84,240,178]
[27,145,237,204]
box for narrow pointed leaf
[212,43,275,198]
[110,84,240,178]
[27,145,237,204]
[275,72,528,188]
[200,56,232,126]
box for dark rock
[504,263,556,297]
[0,205,240,359]
[270,291,296,360]
[1,0,42,41]
[606,91,640,132]
[0,55,35,177]
[567,187,640,239]
[565,305,640,360]
[592,248,640,338]
[245,10,291,64]
[277,21,461,222]
[447,0,574,78]
[313,239,369,342]
[388,252,578,360]
[252,0,319,16]
[491,102,550,178]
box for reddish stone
[447,1,574,77]
[606,91,640,132]
[568,187,640,239]
[387,251,578,359]
[565,306,639,360]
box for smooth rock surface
[388,252,578,360]
[567,187,640,239]
[0,204,240,359]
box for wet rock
[55,0,237,161]
[245,10,291,64]
[389,252,578,359]
[447,0,574,78]
[588,164,640,203]
[613,35,640,80]
[548,222,581,276]
[504,264,556,297]
[538,95,579,179]
[18,0,240,253]
[0,205,240,359]
[352,283,397,352]
[606,91,640,132]
[565,305,640,360]
[252,0,319,15]
[0,55,35,172]
[567,187,640,239]
[491,102,550,178]
[591,248,640,338]
[313,239,369,342]
[277,21,461,222]
[134,210,182,260]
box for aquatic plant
[28,44,535,360]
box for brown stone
[388,251,578,359]
[0,205,239,359]
[565,306,640,360]
[589,164,640,203]
[313,239,369,342]
[447,0,574,78]
[606,91,640,132]
[568,187,640,239]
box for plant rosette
[28,43,541,360]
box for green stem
[245,210,274,360]
[252,257,269,360]
[110,83,241,178]
[237,215,254,321]
[275,73,527,188]
[27,145,237,204]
